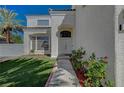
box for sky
[1,5,71,26]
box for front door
[58,31,72,55]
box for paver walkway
[47,55,80,87]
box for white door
[59,38,72,54]
[58,31,72,55]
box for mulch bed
[70,60,87,87]
[75,69,86,86]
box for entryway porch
[29,33,51,55]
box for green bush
[71,48,114,87]
[82,53,113,87]
[70,47,86,70]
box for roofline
[25,14,50,16]
[25,9,75,16]
[48,9,76,11]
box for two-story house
[23,5,124,86]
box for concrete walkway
[0,56,17,63]
[47,56,80,87]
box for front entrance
[58,31,72,55]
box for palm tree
[0,7,22,43]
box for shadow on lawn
[0,58,54,87]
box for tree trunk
[6,31,11,43]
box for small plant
[105,80,114,87]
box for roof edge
[48,9,76,11]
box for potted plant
[30,49,35,54]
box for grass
[0,56,56,87]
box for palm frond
[0,7,23,41]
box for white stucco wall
[50,14,65,57]
[0,44,24,57]
[115,5,124,87]
[50,10,75,57]
[58,11,76,50]
[25,11,76,57]
[75,5,115,81]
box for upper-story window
[37,20,49,26]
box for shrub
[70,47,86,70]
[71,48,114,87]
[82,53,113,87]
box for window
[119,24,122,31]
[60,31,71,38]
[37,36,49,50]
[37,20,49,26]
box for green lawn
[0,56,56,87]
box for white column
[49,35,50,51]
[30,39,32,50]
[35,36,37,51]
[115,6,124,87]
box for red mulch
[70,60,87,86]
[75,69,86,86]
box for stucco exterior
[24,27,51,55]
[75,5,115,82]
[0,44,24,57]
[3,5,124,86]
[49,10,75,57]
[50,12,65,57]
[115,5,124,87]
[26,15,51,27]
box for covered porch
[29,33,51,55]
[23,27,51,56]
